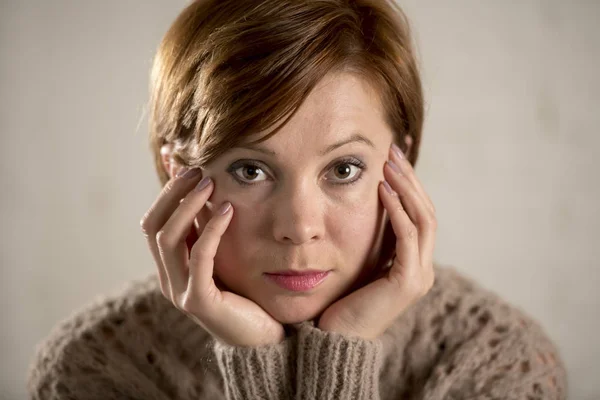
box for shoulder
[407,263,568,399]
[27,274,221,400]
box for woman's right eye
[227,161,269,185]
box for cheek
[211,190,268,276]
[328,183,383,249]
[206,174,268,209]
[223,202,264,241]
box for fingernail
[387,160,402,174]
[195,176,211,192]
[391,143,405,160]
[218,202,231,215]
[383,180,396,196]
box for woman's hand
[317,142,437,339]
[140,168,285,347]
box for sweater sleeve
[419,324,567,400]
[413,279,568,400]
[294,322,384,400]
[27,324,174,400]
[213,336,297,400]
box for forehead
[244,72,393,153]
[299,72,384,124]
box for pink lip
[264,271,330,292]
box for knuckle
[178,195,193,208]
[394,203,405,214]
[429,202,437,215]
[424,214,437,229]
[404,226,417,241]
[139,212,155,237]
[156,229,174,249]
[388,272,404,289]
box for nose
[271,181,325,245]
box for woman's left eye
[324,159,365,185]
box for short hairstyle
[148,0,424,186]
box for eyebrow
[235,132,375,157]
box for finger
[378,180,421,287]
[185,224,199,255]
[383,162,437,269]
[187,202,234,307]
[390,145,436,214]
[158,176,214,301]
[388,145,437,271]
[139,167,204,299]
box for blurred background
[1,1,598,398]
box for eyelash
[226,157,367,187]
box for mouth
[263,270,331,292]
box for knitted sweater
[27,264,567,399]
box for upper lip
[265,269,329,276]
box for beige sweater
[27,264,567,399]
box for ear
[160,144,182,178]
[403,135,414,158]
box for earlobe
[404,135,413,158]
[160,144,175,178]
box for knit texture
[27,264,568,399]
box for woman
[28,0,567,399]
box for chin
[260,295,331,325]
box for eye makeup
[225,156,368,187]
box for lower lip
[264,272,330,292]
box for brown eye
[233,164,267,182]
[326,162,361,183]
[242,166,258,179]
[334,164,352,179]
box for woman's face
[194,72,395,324]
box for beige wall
[1,1,598,398]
